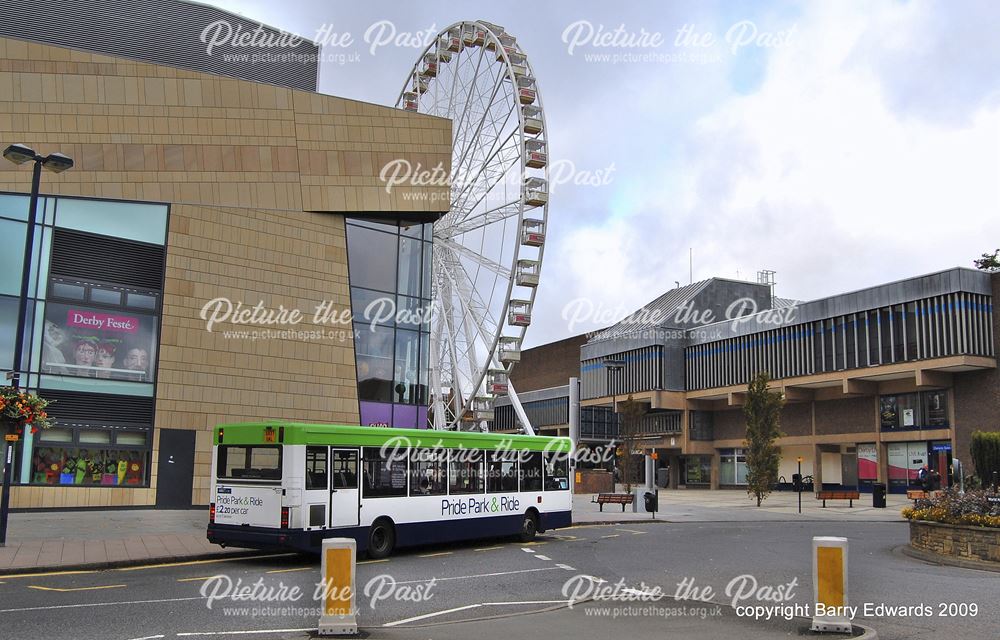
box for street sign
[987,496,1000,504]
[4,434,18,442]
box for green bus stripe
[213,422,573,453]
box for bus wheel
[368,518,396,559]
[519,512,538,542]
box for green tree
[617,395,646,492]
[970,431,1000,489]
[974,249,1000,272]
[743,372,785,506]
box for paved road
[0,520,994,640]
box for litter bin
[643,490,658,513]
[872,483,887,508]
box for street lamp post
[0,144,74,546]
[603,359,624,485]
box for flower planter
[909,520,1000,565]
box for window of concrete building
[684,456,711,485]
[719,448,747,485]
[689,411,714,441]
[55,197,168,246]
[880,391,947,430]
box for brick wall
[713,409,745,441]
[909,520,1000,564]
[814,397,875,435]
[510,333,589,392]
[781,403,812,437]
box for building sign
[887,443,907,489]
[41,302,157,382]
[902,408,915,427]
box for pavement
[0,489,914,572]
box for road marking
[417,551,452,558]
[520,541,548,546]
[386,601,575,627]
[535,555,552,561]
[28,584,127,592]
[115,553,296,572]
[521,548,536,553]
[600,534,620,539]
[580,575,606,584]
[474,545,503,552]
[0,595,206,613]
[265,566,313,574]
[391,567,559,585]
[0,569,97,580]
[128,635,165,640]
[357,559,389,565]
[617,528,647,535]
[555,564,576,571]
[176,576,220,583]
[176,629,315,637]
[385,603,482,627]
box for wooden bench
[816,490,860,507]
[906,489,927,503]
[592,493,635,512]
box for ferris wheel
[395,21,549,432]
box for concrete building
[496,268,998,493]
[0,0,450,509]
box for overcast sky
[206,0,1000,347]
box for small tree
[974,249,1000,272]
[970,431,1000,489]
[617,395,646,492]
[743,372,784,506]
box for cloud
[539,0,1000,345]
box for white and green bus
[207,423,573,558]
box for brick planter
[909,520,1000,564]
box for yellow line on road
[0,570,97,580]
[520,541,548,546]
[417,551,452,558]
[28,584,127,592]
[176,576,219,583]
[357,559,389,565]
[474,546,504,552]
[115,553,296,572]
[266,566,313,574]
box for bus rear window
[217,445,282,481]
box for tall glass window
[347,218,432,428]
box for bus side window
[543,451,569,491]
[306,446,328,490]
[332,450,358,489]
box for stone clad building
[0,1,450,509]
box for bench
[816,490,860,507]
[592,493,635,512]
[906,489,927,503]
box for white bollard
[811,536,851,633]
[318,538,358,636]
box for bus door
[330,448,360,528]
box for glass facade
[0,192,168,487]
[346,218,432,428]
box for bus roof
[213,422,573,453]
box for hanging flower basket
[0,386,55,437]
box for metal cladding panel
[51,228,166,291]
[0,0,319,91]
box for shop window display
[30,446,146,486]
